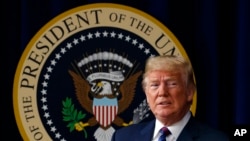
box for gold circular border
[13,3,197,140]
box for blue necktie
[158,127,171,141]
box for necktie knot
[158,127,171,141]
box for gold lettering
[23,96,35,122]
[129,17,153,36]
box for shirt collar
[152,111,191,140]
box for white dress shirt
[151,111,191,141]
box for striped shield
[92,97,118,127]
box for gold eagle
[68,70,142,128]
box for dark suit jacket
[111,115,229,141]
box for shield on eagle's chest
[92,97,118,127]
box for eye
[167,81,177,88]
[149,83,159,89]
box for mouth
[158,101,171,106]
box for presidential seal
[13,3,196,141]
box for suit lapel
[136,115,201,141]
[177,116,199,141]
[139,120,155,141]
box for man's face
[144,70,193,124]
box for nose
[158,83,168,96]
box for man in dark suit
[111,55,229,141]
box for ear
[145,90,150,102]
[187,84,195,101]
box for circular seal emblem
[13,3,196,141]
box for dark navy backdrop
[3,0,250,140]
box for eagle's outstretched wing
[68,70,92,113]
[118,71,142,114]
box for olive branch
[62,97,88,138]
